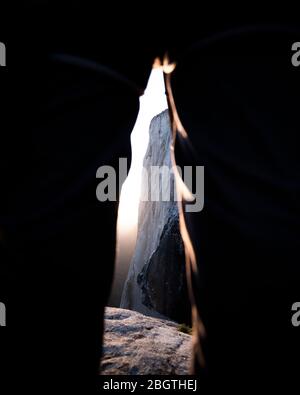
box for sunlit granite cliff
[121,110,190,324]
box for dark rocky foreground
[101,307,192,375]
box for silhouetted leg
[1,54,143,391]
[172,26,300,387]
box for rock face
[101,307,192,375]
[120,110,190,324]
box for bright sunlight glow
[117,68,168,234]
[110,67,168,306]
